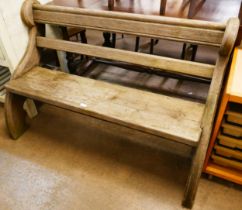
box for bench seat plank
[6,67,205,146]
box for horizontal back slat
[37,36,215,78]
[33,4,226,46]
[33,4,226,30]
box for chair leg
[191,44,198,61]
[5,92,28,140]
[103,32,112,47]
[80,29,88,60]
[108,0,114,10]
[80,29,87,44]
[188,0,206,18]
[181,43,187,59]
[135,37,140,52]
[160,0,167,15]
[188,0,196,18]
[112,33,116,48]
[150,39,154,54]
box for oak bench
[4,0,239,208]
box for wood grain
[5,66,205,146]
[33,9,224,46]
[33,3,226,30]
[5,1,240,208]
[21,0,39,27]
[220,18,241,56]
[4,92,27,139]
[36,36,215,78]
[182,17,240,208]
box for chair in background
[61,27,88,74]
[108,0,168,53]
[108,0,206,57]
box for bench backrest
[20,0,239,82]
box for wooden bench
[4,0,239,208]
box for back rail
[36,36,215,78]
[33,4,226,46]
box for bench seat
[6,67,205,146]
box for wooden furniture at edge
[108,0,168,14]
[204,47,242,185]
[108,0,206,17]
[4,0,239,208]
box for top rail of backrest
[32,4,226,47]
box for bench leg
[182,146,204,208]
[5,92,28,140]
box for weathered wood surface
[5,66,205,146]
[203,47,242,186]
[33,3,226,30]
[33,4,225,46]
[21,0,39,27]
[4,93,27,139]
[4,1,240,208]
[36,36,215,78]
[182,18,240,208]
[219,18,241,56]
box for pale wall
[0,0,50,72]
